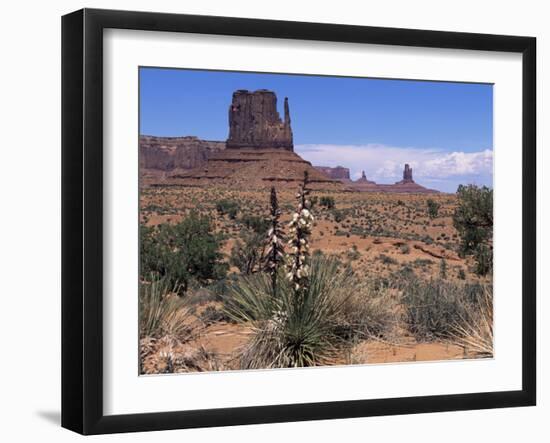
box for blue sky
[140,67,493,192]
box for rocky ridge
[139,135,225,184]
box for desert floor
[140,186,491,373]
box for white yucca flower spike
[284,170,314,296]
[264,186,285,293]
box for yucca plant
[225,255,353,369]
[139,277,192,340]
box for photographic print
[138,68,494,375]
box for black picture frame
[62,8,536,435]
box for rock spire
[402,164,413,183]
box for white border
[103,29,523,415]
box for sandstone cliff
[139,135,225,172]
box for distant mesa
[139,135,224,171]
[314,166,351,181]
[139,90,439,193]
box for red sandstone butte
[226,89,293,151]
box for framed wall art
[62,8,536,435]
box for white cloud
[421,150,493,178]
[295,144,493,192]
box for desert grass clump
[450,286,493,356]
[139,277,192,340]
[140,277,224,374]
[336,278,398,340]
[400,274,491,341]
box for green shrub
[412,258,433,268]
[399,243,410,254]
[474,244,493,276]
[422,235,434,245]
[230,230,265,275]
[140,213,228,293]
[378,254,397,265]
[332,209,345,223]
[393,264,415,281]
[427,199,440,218]
[239,214,270,235]
[453,184,493,275]
[320,195,335,209]
[215,199,239,219]
[439,258,448,279]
